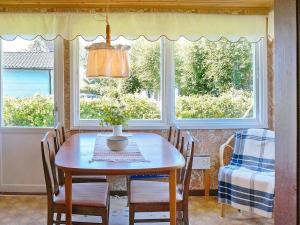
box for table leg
[65,171,72,225]
[204,170,210,199]
[169,170,177,225]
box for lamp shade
[86,42,130,78]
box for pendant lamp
[86,16,130,78]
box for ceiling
[0,0,274,14]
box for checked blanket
[218,129,275,218]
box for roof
[3,52,54,70]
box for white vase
[112,125,123,136]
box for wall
[0,129,49,193]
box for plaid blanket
[218,129,275,218]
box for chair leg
[47,209,53,225]
[183,205,189,225]
[221,204,225,218]
[56,212,62,225]
[102,209,109,225]
[177,211,184,225]
[129,205,135,225]
[127,176,131,207]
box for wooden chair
[54,122,107,185]
[168,124,181,149]
[54,122,66,148]
[128,132,195,225]
[127,125,182,205]
[41,131,110,225]
[129,125,181,182]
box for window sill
[0,127,53,133]
[72,118,268,130]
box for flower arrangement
[98,93,129,126]
[98,104,129,126]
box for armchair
[218,129,275,218]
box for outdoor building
[3,52,54,97]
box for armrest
[219,135,234,167]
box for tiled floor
[0,195,274,225]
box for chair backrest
[54,123,66,185]
[178,132,195,202]
[41,131,60,203]
[167,124,181,149]
[231,128,275,172]
[54,122,66,149]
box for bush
[80,94,161,120]
[3,95,54,127]
[2,90,253,127]
[176,90,253,119]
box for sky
[2,37,32,52]
[3,36,133,52]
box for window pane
[2,37,55,127]
[79,37,161,120]
[174,38,255,119]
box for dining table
[55,132,185,225]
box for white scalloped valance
[0,13,266,42]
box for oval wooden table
[55,133,185,225]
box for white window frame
[0,38,64,130]
[71,37,268,130]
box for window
[72,37,267,129]
[73,37,163,128]
[175,38,255,120]
[0,37,63,128]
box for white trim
[71,37,268,130]
[163,37,176,124]
[175,118,266,129]
[0,40,3,127]
[54,38,65,126]
[0,127,52,134]
[70,38,80,130]
[260,38,269,127]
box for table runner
[91,135,149,163]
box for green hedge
[176,90,253,119]
[3,95,55,127]
[80,94,161,120]
[3,90,253,127]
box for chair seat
[218,165,275,218]
[219,165,275,191]
[72,175,107,183]
[54,183,109,208]
[130,180,182,204]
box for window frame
[71,37,268,130]
[0,38,64,130]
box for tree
[27,37,52,52]
[127,39,160,96]
[175,38,253,96]
[122,74,142,94]
[176,40,211,95]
